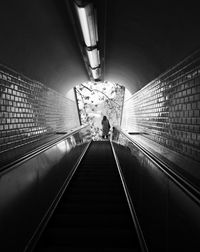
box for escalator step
[60,195,128,204]
[47,213,133,228]
[38,227,137,248]
[55,204,129,214]
[35,247,140,252]
[34,142,141,251]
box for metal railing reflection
[0,124,92,251]
[111,127,200,251]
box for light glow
[57,141,67,153]
[90,67,100,80]
[75,4,97,47]
[86,48,100,68]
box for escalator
[33,141,142,251]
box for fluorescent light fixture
[86,48,100,68]
[90,67,100,80]
[75,3,98,47]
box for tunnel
[0,0,200,251]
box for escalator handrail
[110,141,149,252]
[25,140,92,252]
[0,124,90,174]
[117,129,200,206]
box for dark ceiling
[0,0,200,94]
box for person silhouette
[101,116,110,139]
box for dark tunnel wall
[0,0,89,95]
[104,1,200,93]
[0,0,200,95]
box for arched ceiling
[0,0,200,95]
[103,0,200,93]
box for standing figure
[101,116,110,139]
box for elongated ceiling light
[75,3,98,47]
[86,48,100,68]
[90,67,100,80]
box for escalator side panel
[0,137,90,251]
[112,141,200,251]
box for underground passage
[0,1,200,251]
